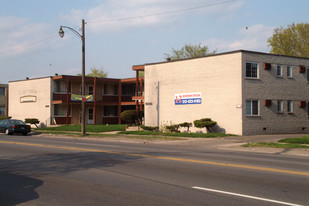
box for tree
[164,43,216,61]
[267,23,309,58]
[194,118,217,133]
[78,66,108,77]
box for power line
[1,0,237,54]
[0,34,58,55]
[87,0,237,24]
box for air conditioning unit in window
[264,63,271,70]
[299,65,306,73]
[264,99,271,107]
[299,101,306,108]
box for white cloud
[205,24,275,52]
[0,16,57,57]
[60,0,244,33]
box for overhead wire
[1,0,237,54]
[0,34,58,55]
[87,0,237,24]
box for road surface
[0,134,308,206]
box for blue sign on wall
[175,92,202,105]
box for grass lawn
[35,124,126,133]
[243,136,309,149]
[118,131,235,138]
[278,136,309,144]
[34,125,234,139]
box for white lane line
[192,186,303,206]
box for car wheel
[23,132,28,136]
[5,129,12,135]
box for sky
[0,0,308,84]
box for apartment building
[132,50,309,135]
[0,84,8,117]
[8,75,140,127]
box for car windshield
[9,120,26,125]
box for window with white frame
[246,62,258,78]
[276,65,282,77]
[277,100,283,113]
[246,100,259,116]
[287,66,292,78]
[287,101,293,113]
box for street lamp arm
[59,25,82,39]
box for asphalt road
[0,134,308,206]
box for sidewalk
[33,132,309,157]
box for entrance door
[88,108,94,124]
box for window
[287,101,293,113]
[103,84,108,95]
[0,87,5,95]
[246,62,258,78]
[114,85,119,95]
[103,106,118,117]
[88,85,94,95]
[287,66,292,78]
[54,81,66,93]
[277,100,283,113]
[54,105,70,116]
[246,100,259,116]
[0,106,5,115]
[276,65,282,77]
[68,82,72,93]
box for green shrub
[121,110,144,125]
[179,122,192,132]
[166,124,180,133]
[25,118,40,128]
[194,118,217,133]
[141,125,159,131]
[0,116,11,121]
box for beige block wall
[145,52,243,135]
[9,77,52,126]
[242,52,309,135]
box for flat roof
[9,75,136,83]
[132,49,309,69]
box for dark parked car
[0,119,31,135]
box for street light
[59,19,86,135]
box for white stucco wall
[9,77,52,127]
[242,52,309,135]
[144,52,243,135]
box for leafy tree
[78,66,108,77]
[165,43,216,61]
[194,118,217,133]
[267,23,309,58]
